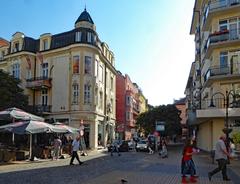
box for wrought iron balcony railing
[209,0,240,11]
[204,28,240,54]
[26,76,52,89]
[27,105,52,114]
[202,0,240,29]
[204,62,240,83]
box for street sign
[155,121,165,131]
[156,125,165,131]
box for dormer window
[13,42,19,52]
[75,31,82,42]
[87,32,92,43]
[43,39,48,50]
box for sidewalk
[0,148,108,173]
[186,148,240,184]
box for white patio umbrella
[53,122,79,134]
[0,107,44,144]
[0,107,44,121]
[0,121,68,159]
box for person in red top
[181,139,197,183]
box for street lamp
[209,90,237,152]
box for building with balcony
[0,8,117,149]
[116,72,148,140]
[174,98,188,138]
[186,0,240,151]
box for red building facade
[116,71,140,140]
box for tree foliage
[0,70,28,111]
[136,104,182,137]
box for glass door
[229,18,238,40]
[220,52,229,74]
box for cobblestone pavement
[0,145,239,184]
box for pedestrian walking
[70,136,83,165]
[208,135,232,181]
[191,136,199,177]
[53,136,62,160]
[111,140,121,156]
[67,135,73,155]
[181,139,198,183]
[147,141,154,154]
[160,140,168,158]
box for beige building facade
[186,0,240,151]
[0,9,117,149]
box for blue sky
[0,0,195,106]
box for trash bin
[210,150,215,164]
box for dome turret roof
[75,8,94,25]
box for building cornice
[4,51,36,59]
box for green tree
[136,104,182,137]
[0,70,28,111]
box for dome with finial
[75,8,94,25]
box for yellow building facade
[138,92,148,114]
[0,9,117,149]
[186,0,240,151]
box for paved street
[0,145,239,184]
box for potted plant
[210,29,229,36]
[232,132,240,151]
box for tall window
[93,35,97,44]
[73,56,80,74]
[99,91,103,109]
[99,65,103,82]
[43,39,48,50]
[41,89,48,106]
[95,60,98,77]
[0,50,5,60]
[229,18,238,40]
[105,72,108,87]
[72,84,79,104]
[126,96,131,106]
[126,112,131,121]
[110,77,114,90]
[42,63,48,78]
[87,32,92,43]
[75,32,82,42]
[84,56,91,74]
[12,63,20,79]
[84,84,91,104]
[220,52,228,74]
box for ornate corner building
[0,9,117,149]
[186,0,240,151]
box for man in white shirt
[208,135,231,181]
[70,136,83,165]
